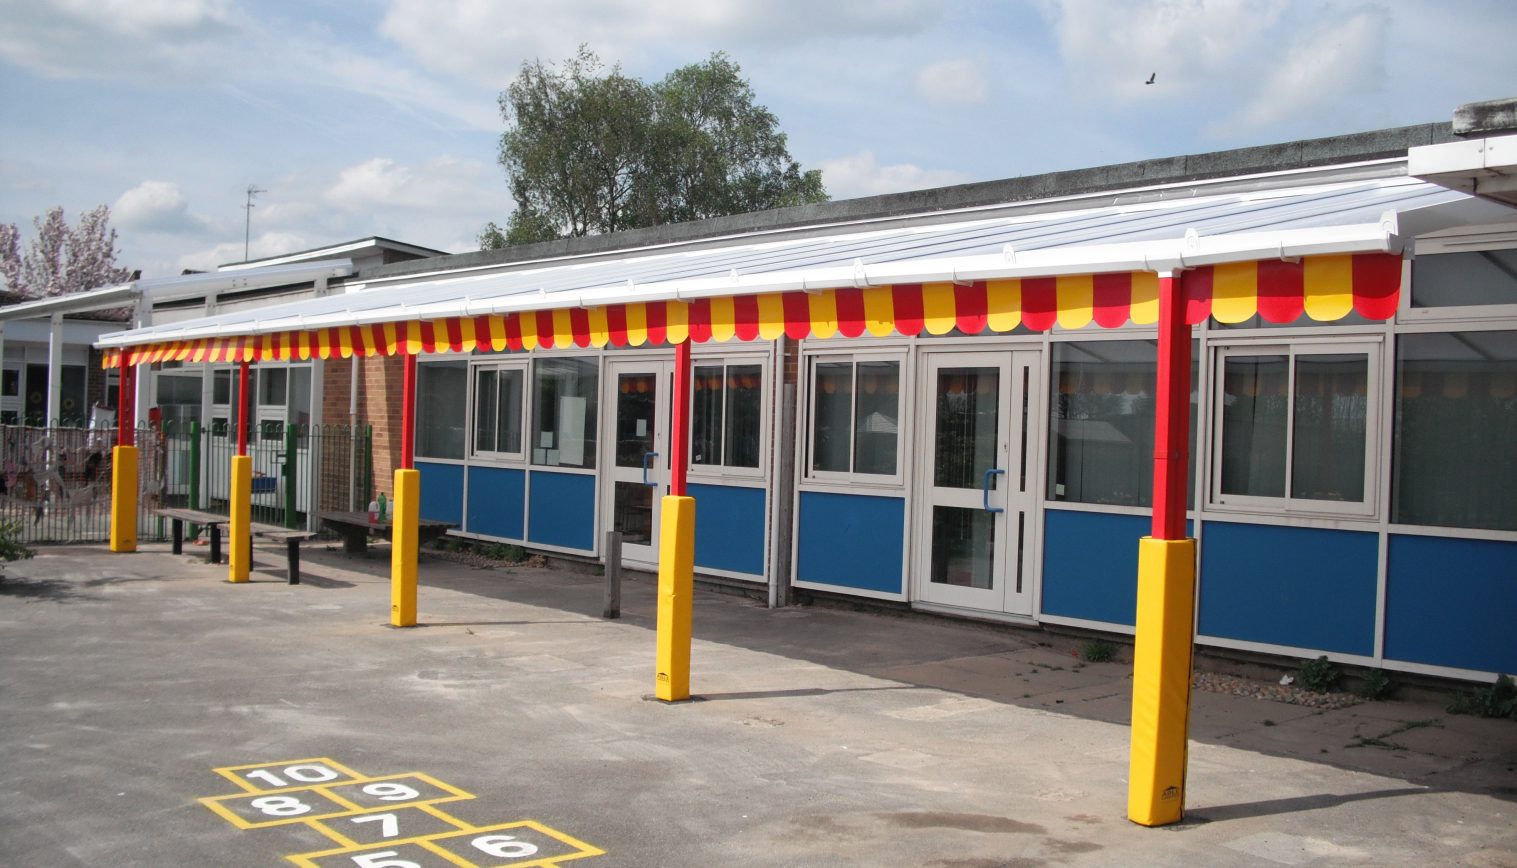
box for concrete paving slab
[0,542,1514,867]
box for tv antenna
[243,185,266,262]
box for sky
[1,0,1514,282]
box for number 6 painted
[472,834,539,859]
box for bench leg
[209,526,222,565]
[287,538,301,585]
[171,518,184,555]
[342,530,367,555]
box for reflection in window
[1047,341,1196,507]
[417,361,467,460]
[693,363,762,469]
[1291,354,1367,502]
[809,359,899,476]
[1220,356,1288,498]
[532,357,598,469]
[1411,249,1517,308]
[473,366,523,456]
[1393,331,1517,531]
[1218,350,1369,504]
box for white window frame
[1400,229,1517,325]
[1208,336,1382,519]
[468,359,528,463]
[802,349,908,487]
[528,353,600,471]
[687,350,769,481]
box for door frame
[912,345,1045,618]
[601,354,675,567]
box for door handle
[982,468,1006,513]
[642,451,659,486]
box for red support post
[670,340,691,496]
[117,363,135,448]
[236,360,250,457]
[399,353,417,470]
[1150,272,1192,540]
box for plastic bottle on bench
[378,491,388,523]
[368,497,379,524]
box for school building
[94,101,1517,686]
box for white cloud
[915,59,989,105]
[817,150,969,199]
[1224,8,1388,131]
[379,0,945,86]
[113,180,214,234]
[0,0,240,79]
[323,156,500,212]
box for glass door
[604,359,672,566]
[916,350,1041,615]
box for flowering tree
[0,205,132,298]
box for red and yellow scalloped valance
[102,252,1401,368]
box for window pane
[212,369,230,404]
[692,365,723,466]
[1412,249,1517,308]
[1291,354,1367,502]
[1393,331,1517,531]
[1049,341,1199,507]
[474,368,498,453]
[933,367,999,489]
[498,369,523,454]
[853,361,899,475]
[724,364,762,468]
[288,367,310,426]
[1220,355,1288,498]
[532,357,598,469]
[614,372,657,468]
[811,362,853,472]
[930,505,995,589]
[259,368,287,406]
[417,361,467,459]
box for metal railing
[0,421,371,544]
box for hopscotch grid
[203,757,602,865]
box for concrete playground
[1,541,1514,866]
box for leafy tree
[0,205,132,298]
[487,48,827,248]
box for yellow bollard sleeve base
[390,468,420,627]
[1128,537,1197,827]
[654,496,696,702]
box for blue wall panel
[1385,535,1517,674]
[527,471,596,551]
[415,461,463,526]
[1042,510,1145,626]
[688,483,766,576]
[466,466,526,541]
[796,491,904,594]
[1199,521,1377,656]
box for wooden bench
[153,508,316,584]
[154,508,228,565]
[318,510,455,555]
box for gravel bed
[1192,671,1363,710]
[424,547,547,571]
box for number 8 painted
[249,795,311,817]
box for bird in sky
[1145,72,1156,85]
